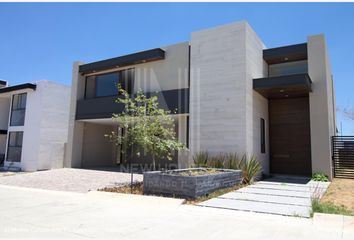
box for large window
[269,60,308,77]
[10,93,27,126]
[6,132,23,162]
[85,69,134,99]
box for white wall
[36,81,71,170]
[244,24,269,173]
[190,21,248,155]
[308,35,336,179]
[133,42,189,93]
[190,21,269,173]
[65,62,85,168]
[18,81,70,171]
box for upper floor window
[10,93,27,126]
[85,69,134,99]
[268,60,308,77]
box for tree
[106,85,185,171]
[343,107,354,121]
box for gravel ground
[0,168,143,193]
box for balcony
[76,88,189,120]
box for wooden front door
[269,97,312,176]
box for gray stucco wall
[81,122,115,168]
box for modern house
[0,80,70,171]
[65,21,336,178]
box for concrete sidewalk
[0,184,352,239]
[199,176,330,217]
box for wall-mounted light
[280,89,284,93]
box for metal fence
[332,136,354,179]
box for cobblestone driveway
[0,168,143,193]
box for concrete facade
[0,81,70,171]
[308,35,337,178]
[66,21,336,178]
[190,22,269,172]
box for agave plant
[208,153,226,169]
[192,151,209,167]
[226,153,243,170]
[241,155,262,184]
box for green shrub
[312,199,353,216]
[312,173,329,182]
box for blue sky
[0,2,353,133]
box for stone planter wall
[143,168,242,199]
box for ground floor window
[6,131,23,162]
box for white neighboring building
[0,80,70,171]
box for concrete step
[238,187,311,198]
[220,191,312,206]
[199,198,311,217]
[251,183,312,192]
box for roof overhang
[0,80,6,87]
[79,48,165,74]
[0,83,36,94]
[263,43,307,64]
[253,73,312,99]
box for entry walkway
[199,176,330,218]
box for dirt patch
[320,178,354,212]
[99,182,143,195]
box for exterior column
[308,34,336,179]
[65,61,85,168]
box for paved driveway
[0,168,143,193]
[199,176,330,217]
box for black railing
[332,136,354,179]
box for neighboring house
[65,21,336,178]
[0,80,70,171]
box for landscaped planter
[143,168,242,199]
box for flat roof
[0,83,37,94]
[79,48,165,74]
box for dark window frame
[10,93,27,127]
[260,118,266,154]
[84,68,135,99]
[6,131,24,163]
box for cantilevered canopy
[79,48,165,74]
[263,43,308,64]
[253,73,312,99]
